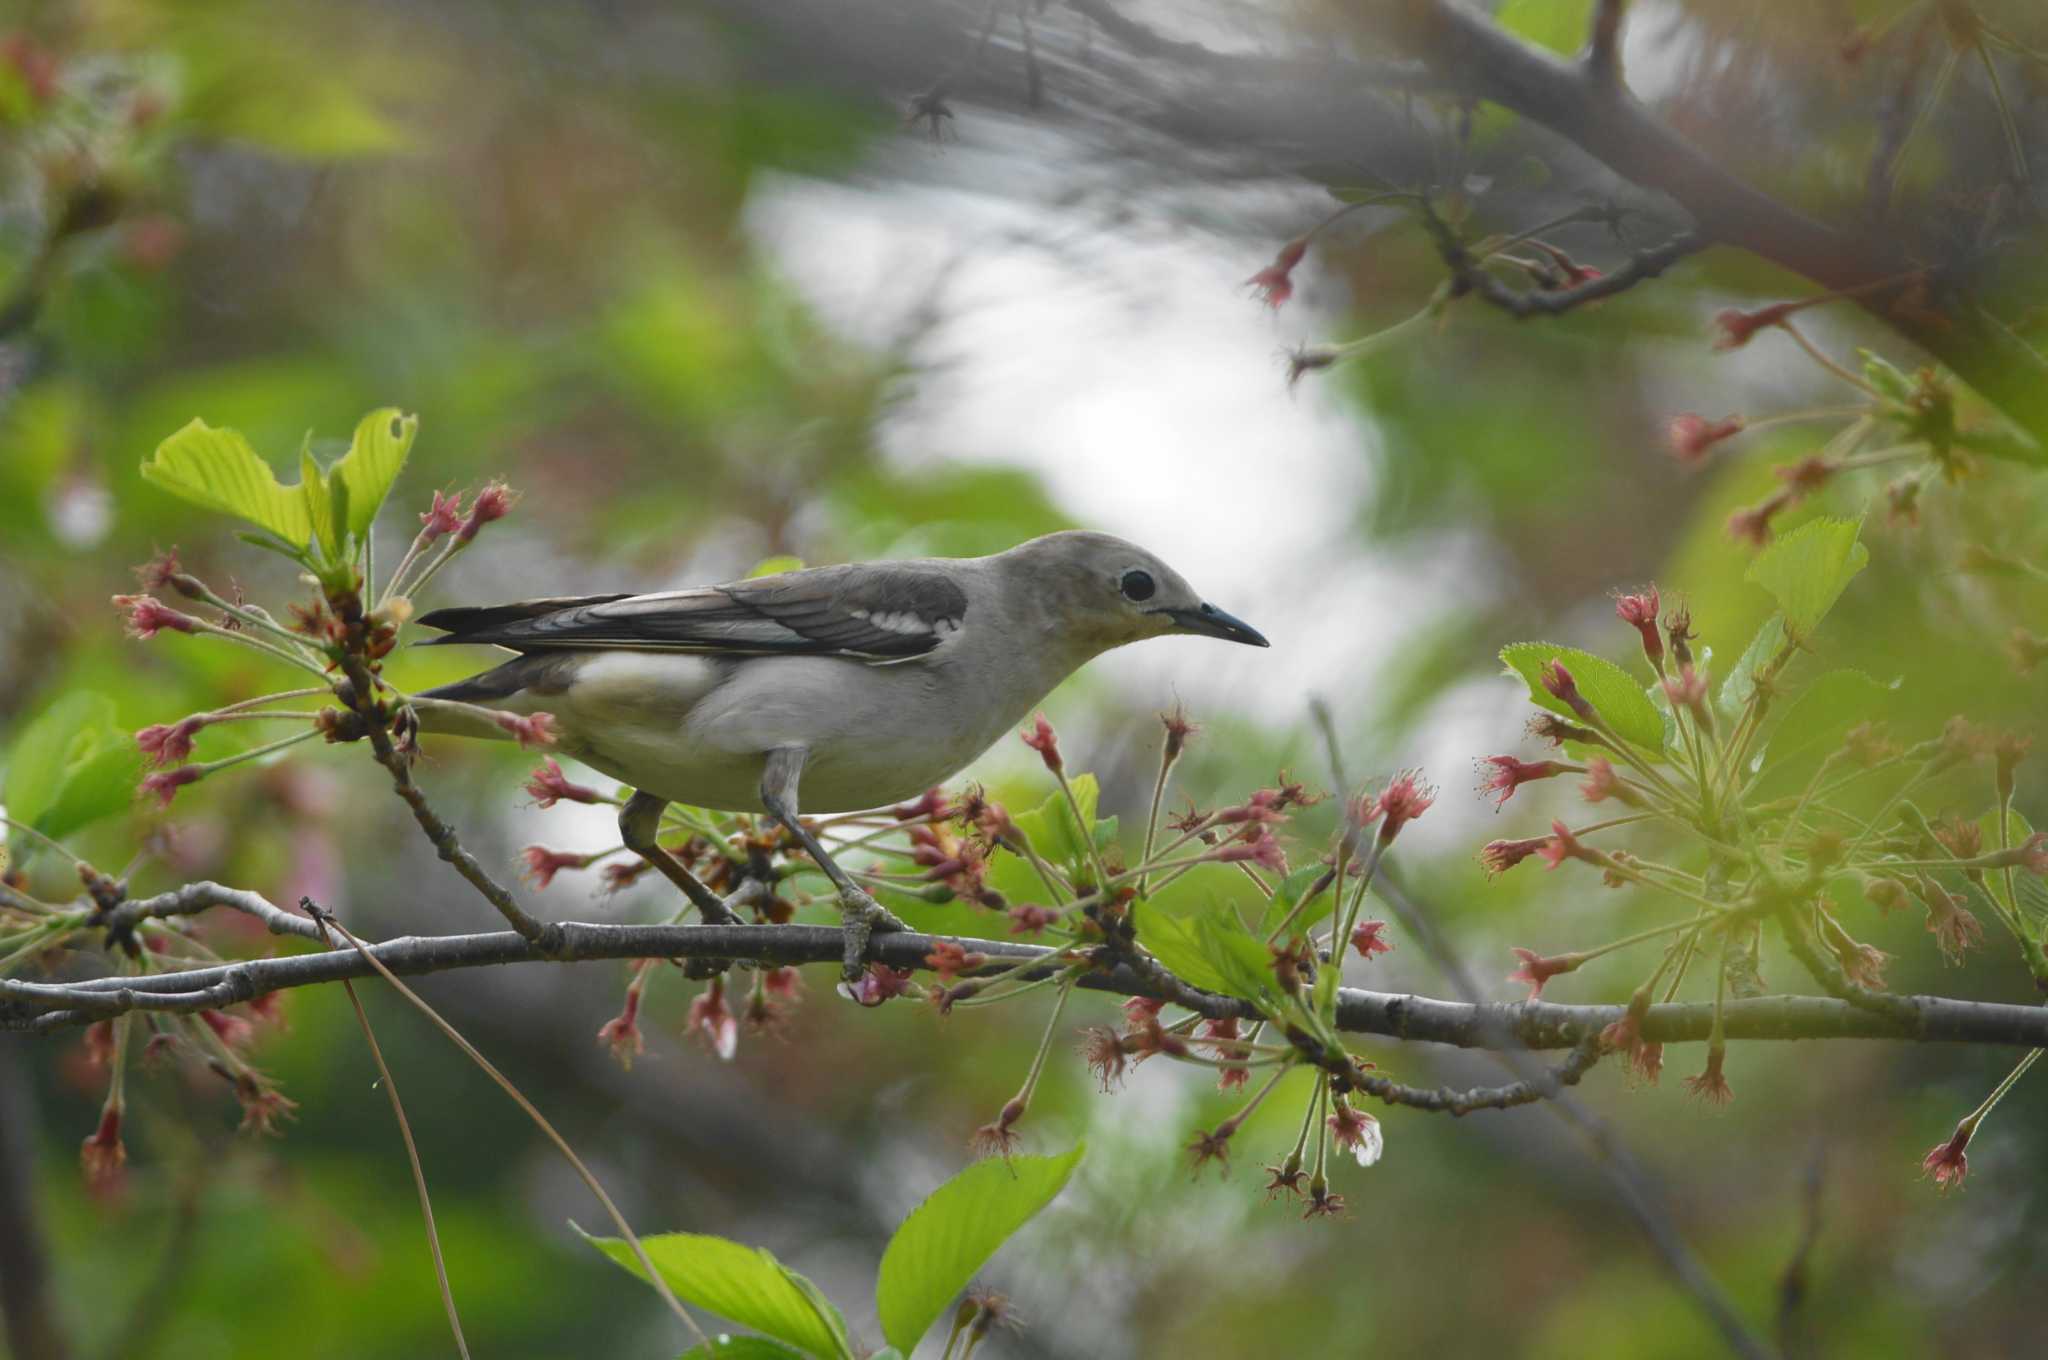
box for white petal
[1351,1117,1384,1167]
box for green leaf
[1258,865,1330,937]
[1858,349,1915,403]
[36,744,142,842]
[332,408,417,540]
[1718,614,1788,716]
[3,694,134,850]
[1132,906,1238,997]
[1010,774,1101,873]
[1499,642,1666,753]
[582,1230,855,1359]
[1744,516,1868,639]
[875,1145,1084,1354]
[1132,904,1277,1004]
[1750,669,1896,791]
[677,1339,806,1360]
[140,419,315,546]
[4,693,113,832]
[1494,0,1596,54]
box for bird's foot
[837,884,906,982]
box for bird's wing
[415,563,968,661]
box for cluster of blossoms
[1,472,531,1189]
[1469,556,2045,1180]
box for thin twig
[308,905,711,1348]
[313,913,469,1358]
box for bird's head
[1000,531,1270,654]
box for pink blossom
[140,765,203,807]
[136,716,207,768]
[1666,413,1744,463]
[1246,236,1309,309]
[493,711,558,749]
[524,758,602,807]
[420,489,464,539]
[1020,713,1062,773]
[114,594,198,639]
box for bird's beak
[1157,603,1270,647]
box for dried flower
[923,938,989,984]
[457,481,517,542]
[136,716,207,768]
[519,845,590,889]
[1479,836,1550,876]
[1475,755,1570,809]
[1667,413,1745,463]
[114,594,199,639]
[1214,828,1288,873]
[1247,236,1309,309]
[493,711,558,749]
[1020,713,1062,773]
[419,490,464,539]
[1920,1126,1971,1191]
[1350,919,1394,960]
[139,765,203,807]
[1683,1046,1734,1105]
[525,758,603,807]
[1614,586,1664,666]
[1712,301,1798,350]
[597,987,645,1070]
[79,1108,127,1191]
[1161,703,1198,764]
[1539,661,1598,724]
[1506,947,1583,1000]
[1374,769,1435,844]
[1007,903,1060,935]
[1539,821,1605,870]
[973,1096,1027,1158]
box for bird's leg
[760,745,907,982]
[619,790,738,926]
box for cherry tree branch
[11,916,2048,1049]
[1354,0,2048,450]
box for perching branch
[12,915,2048,1049]
[1354,0,2048,446]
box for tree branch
[1585,0,1626,86]
[11,918,2048,1049]
[1361,0,2048,449]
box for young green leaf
[1010,773,1101,872]
[581,1229,856,1359]
[140,419,315,546]
[1258,865,1330,936]
[35,743,142,842]
[1131,905,1240,998]
[678,1339,806,1360]
[1499,642,1666,752]
[1744,516,1868,639]
[1718,614,1788,717]
[332,407,417,540]
[1748,669,1896,792]
[874,1145,1084,1354]
[3,693,135,851]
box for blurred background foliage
[2,0,2046,1356]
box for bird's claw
[837,884,905,982]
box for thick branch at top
[1358,0,2048,448]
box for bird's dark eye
[1119,569,1156,602]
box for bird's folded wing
[415,563,968,660]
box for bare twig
[335,655,561,951]
[312,913,470,1358]
[308,905,711,1349]
[1776,1144,1825,1358]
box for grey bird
[412,530,1268,972]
